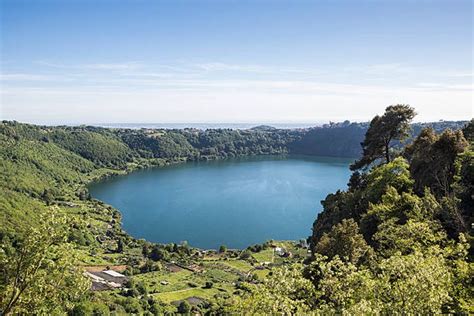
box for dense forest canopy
[0,112,472,314]
[1,118,466,162]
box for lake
[88,156,352,249]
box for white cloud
[1,78,472,124]
[36,60,143,71]
[2,61,472,124]
[83,62,143,70]
[0,73,57,81]
[416,82,474,91]
[195,62,271,73]
[344,63,414,75]
[193,62,316,75]
[442,72,473,78]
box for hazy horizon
[5,118,469,131]
[1,0,472,123]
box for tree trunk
[385,143,390,163]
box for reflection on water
[89,156,352,249]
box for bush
[177,301,191,314]
[70,303,93,316]
[122,297,142,314]
[92,303,110,316]
[239,250,252,260]
[136,281,148,296]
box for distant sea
[92,122,323,130]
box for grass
[201,267,237,283]
[76,248,114,265]
[134,270,194,293]
[252,249,274,263]
[253,268,270,280]
[134,260,246,303]
[220,259,253,272]
[153,287,227,303]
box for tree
[77,189,90,201]
[404,128,438,193]
[121,297,142,314]
[148,298,165,315]
[373,218,446,257]
[69,302,93,316]
[172,243,179,253]
[219,244,227,253]
[41,189,54,206]
[226,264,316,314]
[351,105,416,170]
[149,246,168,261]
[70,302,109,316]
[136,280,148,296]
[314,218,373,264]
[462,119,474,143]
[408,129,468,196]
[364,157,414,203]
[0,208,90,315]
[451,146,474,241]
[304,255,378,314]
[177,300,191,314]
[116,239,124,253]
[239,250,252,260]
[376,250,452,314]
[405,128,470,239]
[142,243,149,257]
[434,126,469,190]
[304,250,454,314]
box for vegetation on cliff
[234,109,473,314]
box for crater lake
[88,156,352,249]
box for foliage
[406,128,468,196]
[70,301,110,316]
[225,264,316,314]
[351,104,416,170]
[364,157,414,202]
[303,246,463,314]
[314,218,373,264]
[0,208,90,315]
[177,300,191,313]
[453,150,474,249]
[288,121,367,158]
[49,128,132,167]
[304,108,472,314]
[375,249,452,313]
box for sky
[0,0,472,125]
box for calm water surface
[89,156,352,249]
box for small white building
[274,247,284,255]
[85,269,128,291]
[103,270,126,278]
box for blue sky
[1,0,472,124]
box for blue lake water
[88,156,352,249]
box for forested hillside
[0,113,472,314]
[227,107,473,314]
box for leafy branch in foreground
[0,207,90,315]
